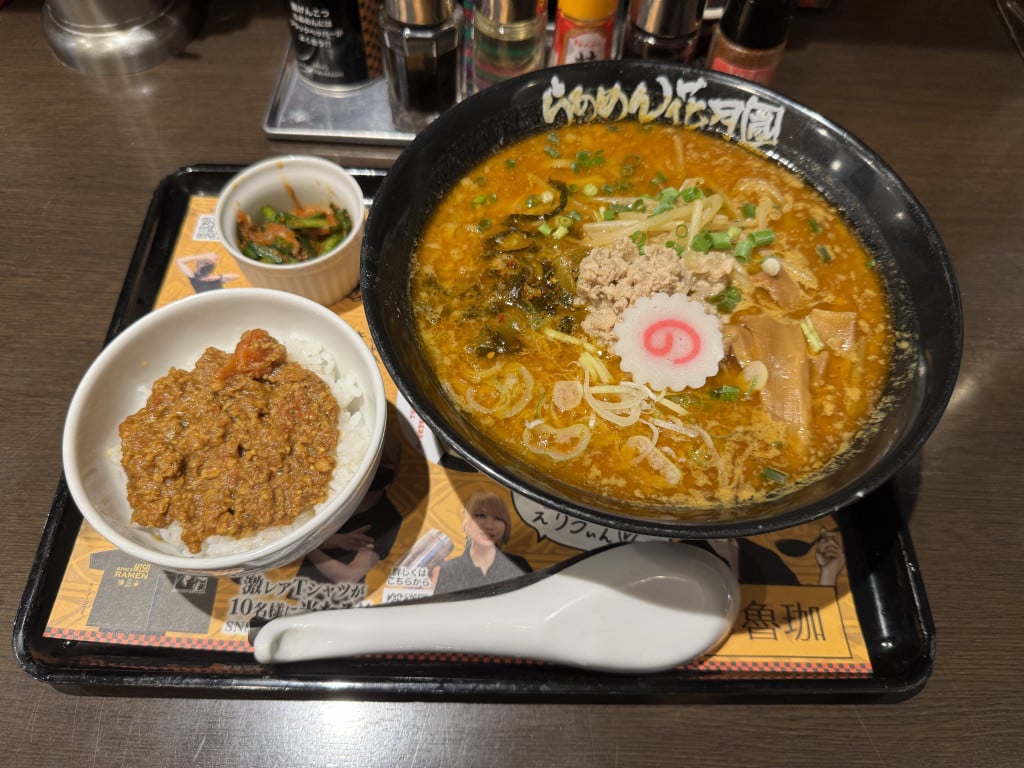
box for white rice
[120,333,372,558]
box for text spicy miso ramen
[410,121,893,511]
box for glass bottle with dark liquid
[382,0,464,131]
[621,0,707,63]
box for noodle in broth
[410,121,892,514]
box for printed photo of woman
[432,490,532,595]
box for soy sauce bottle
[621,0,708,63]
[382,0,464,131]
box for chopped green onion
[733,237,753,262]
[761,466,788,484]
[649,189,680,216]
[800,316,825,354]
[651,170,667,186]
[505,159,516,170]
[665,240,685,256]
[604,201,640,221]
[477,219,492,232]
[711,385,741,401]
[681,186,704,203]
[631,230,647,253]
[538,222,553,236]
[709,231,734,250]
[816,244,833,262]
[750,229,775,247]
[741,202,757,219]
[709,286,742,313]
[525,194,540,208]
[546,132,560,144]
[690,232,712,253]
[727,225,742,241]
[582,183,598,196]
[807,217,821,233]
[571,150,606,173]
[544,146,560,159]
[674,223,689,238]
[865,258,877,270]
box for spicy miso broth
[409,121,893,512]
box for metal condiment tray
[263,45,415,146]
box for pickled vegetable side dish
[236,203,353,264]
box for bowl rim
[62,287,388,573]
[214,154,366,273]
[361,60,964,539]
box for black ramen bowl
[361,61,962,539]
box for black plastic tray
[13,165,935,700]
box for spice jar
[706,0,797,85]
[549,0,619,66]
[621,0,706,63]
[472,0,548,91]
[381,0,464,131]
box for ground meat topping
[118,329,340,554]
[576,239,734,348]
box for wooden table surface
[3,1,1022,765]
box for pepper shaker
[382,0,464,131]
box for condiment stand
[264,45,416,146]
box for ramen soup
[410,121,893,511]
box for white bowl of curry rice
[62,288,387,577]
[215,155,366,306]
